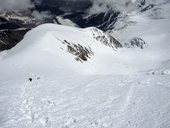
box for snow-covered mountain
[0,22,170,128]
[0,24,123,77]
[1,0,170,51]
[0,0,170,128]
[111,0,170,74]
[0,0,120,51]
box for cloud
[32,10,52,21]
[88,0,139,14]
[88,1,109,15]
[0,0,33,11]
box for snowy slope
[111,0,170,74]
[1,74,170,128]
[0,22,170,128]
[0,23,124,78]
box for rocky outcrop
[61,8,120,31]
[63,40,94,62]
[125,37,148,49]
[0,29,29,51]
[52,27,121,63]
[0,10,53,51]
[91,28,122,49]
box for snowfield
[1,74,170,128]
[0,4,170,127]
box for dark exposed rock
[137,0,146,8]
[61,8,120,31]
[125,37,147,49]
[53,27,121,62]
[0,29,29,51]
[0,10,54,51]
[63,40,94,62]
[91,28,122,49]
[0,22,21,30]
[141,4,155,12]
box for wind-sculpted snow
[0,74,170,128]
